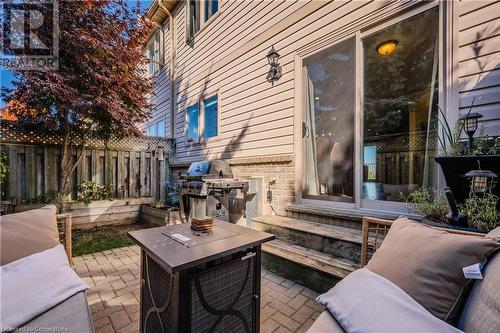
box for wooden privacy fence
[1,121,175,202]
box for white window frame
[148,123,157,137]
[294,1,454,214]
[200,93,220,142]
[147,29,163,76]
[185,102,201,144]
[157,119,166,137]
[184,93,220,144]
[186,0,220,44]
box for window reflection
[362,7,439,202]
[303,38,355,202]
[187,104,199,143]
[203,95,218,139]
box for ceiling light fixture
[376,40,398,55]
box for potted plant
[406,183,499,233]
[434,106,500,205]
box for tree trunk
[56,129,86,213]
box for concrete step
[261,240,359,293]
[285,203,401,230]
[252,215,363,263]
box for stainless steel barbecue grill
[180,160,255,223]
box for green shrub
[460,190,499,232]
[405,187,449,223]
[150,199,166,209]
[77,181,115,204]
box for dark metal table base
[140,247,262,333]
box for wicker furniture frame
[56,213,73,265]
[361,217,485,267]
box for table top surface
[128,221,274,273]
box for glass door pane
[302,37,355,203]
[362,7,439,202]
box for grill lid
[187,160,233,179]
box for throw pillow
[366,217,499,322]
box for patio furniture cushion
[315,268,461,333]
[0,244,88,330]
[16,292,94,333]
[457,226,500,333]
[0,205,59,265]
[307,311,344,333]
[366,217,499,322]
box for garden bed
[14,197,154,229]
[140,204,182,226]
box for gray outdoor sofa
[307,217,500,333]
[17,292,94,332]
[1,206,95,332]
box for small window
[147,30,162,75]
[148,47,155,74]
[187,0,219,44]
[148,124,157,136]
[187,0,200,43]
[203,95,218,139]
[186,104,199,142]
[205,0,218,21]
[157,120,165,137]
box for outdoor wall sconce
[266,45,282,84]
[377,40,398,55]
[460,112,483,149]
[465,169,497,193]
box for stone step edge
[253,215,363,244]
[285,203,404,221]
[262,240,358,280]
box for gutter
[158,0,176,151]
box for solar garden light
[465,169,497,194]
[444,187,468,228]
[460,112,483,149]
[266,45,282,84]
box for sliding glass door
[301,5,440,211]
[302,37,355,203]
[362,7,439,205]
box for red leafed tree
[1,0,153,209]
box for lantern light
[266,45,282,84]
[376,40,398,55]
[460,112,483,149]
[465,169,497,193]
[267,45,280,65]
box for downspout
[158,0,176,143]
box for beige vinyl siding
[160,0,500,163]
[458,0,500,135]
[143,21,173,137]
[171,0,424,163]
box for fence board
[8,146,18,199]
[26,146,37,199]
[2,143,172,202]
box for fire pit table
[128,220,274,333]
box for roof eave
[145,0,180,24]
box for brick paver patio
[74,246,323,333]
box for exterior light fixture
[465,169,497,194]
[376,40,398,55]
[266,45,282,84]
[460,112,483,149]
